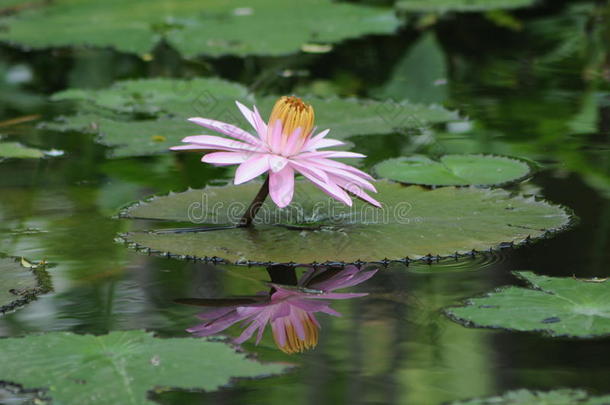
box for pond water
[0,1,609,404]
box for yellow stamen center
[274,313,319,354]
[268,96,315,139]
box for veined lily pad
[397,0,535,12]
[45,78,458,158]
[445,272,610,338]
[0,0,399,57]
[0,256,52,314]
[451,388,610,404]
[0,142,45,159]
[0,331,287,405]
[374,155,532,186]
[119,181,571,264]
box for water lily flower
[171,96,381,222]
[186,266,377,354]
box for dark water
[1,1,609,404]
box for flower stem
[239,176,270,227]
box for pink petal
[331,175,382,208]
[299,151,366,159]
[201,151,248,166]
[188,117,261,146]
[269,155,288,173]
[252,106,268,141]
[304,138,345,151]
[269,120,283,154]
[272,318,287,347]
[234,155,270,184]
[283,128,302,156]
[181,135,261,152]
[289,160,329,183]
[269,166,295,208]
[306,157,375,181]
[322,165,377,192]
[297,170,353,206]
[235,101,257,131]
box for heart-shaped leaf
[374,155,532,186]
[0,330,287,405]
[119,181,571,264]
[445,272,610,338]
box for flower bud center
[268,96,315,139]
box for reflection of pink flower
[187,266,377,354]
[171,96,380,208]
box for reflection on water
[182,265,377,354]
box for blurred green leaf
[451,388,610,404]
[0,142,45,159]
[0,0,400,57]
[397,0,535,13]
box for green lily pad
[374,155,532,186]
[45,78,458,158]
[445,272,610,338]
[0,330,287,405]
[0,256,52,315]
[0,142,45,159]
[119,181,571,264]
[397,0,535,12]
[0,0,399,57]
[451,388,610,404]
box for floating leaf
[445,271,610,338]
[120,181,570,264]
[45,78,458,157]
[0,0,400,57]
[0,142,45,159]
[451,388,610,405]
[0,256,52,315]
[397,0,535,12]
[0,331,287,405]
[374,154,532,186]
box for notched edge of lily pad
[114,182,576,267]
[0,254,54,315]
[0,380,51,405]
[442,270,610,339]
[115,219,570,267]
[373,154,537,188]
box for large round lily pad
[451,388,610,405]
[445,271,610,338]
[0,330,287,405]
[0,256,52,315]
[119,181,571,264]
[374,155,532,187]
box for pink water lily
[171,96,381,212]
[187,266,377,354]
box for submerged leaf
[374,154,532,186]
[45,78,458,157]
[445,271,610,338]
[0,330,287,405]
[120,181,571,264]
[0,256,52,315]
[0,0,400,57]
[451,388,610,404]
